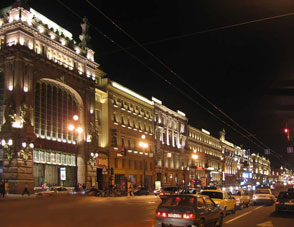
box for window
[197,197,205,209]
[115,158,118,168]
[129,160,132,169]
[205,198,215,208]
[122,159,125,168]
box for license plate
[285,202,294,205]
[168,213,182,218]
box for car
[154,188,161,196]
[253,188,275,205]
[85,187,104,196]
[159,186,180,200]
[35,188,56,197]
[231,190,250,209]
[179,188,200,195]
[51,186,73,195]
[155,194,223,227]
[275,191,294,212]
[200,190,237,216]
[134,187,149,195]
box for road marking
[256,221,274,227]
[225,206,264,224]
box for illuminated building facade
[98,80,155,192]
[0,1,104,193]
[153,97,188,187]
[187,126,222,186]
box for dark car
[159,186,180,200]
[85,187,104,196]
[155,195,223,227]
[134,187,149,196]
[275,191,294,212]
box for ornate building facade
[0,1,104,193]
[153,97,188,187]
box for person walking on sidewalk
[22,183,30,196]
[0,181,5,197]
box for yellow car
[200,190,237,216]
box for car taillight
[270,196,273,199]
[182,213,195,219]
[276,201,280,205]
[156,212,167,218]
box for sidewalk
[0,193,36,200]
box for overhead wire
[83,0,292,165]
[56,0,290,167]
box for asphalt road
[0,188,293,227]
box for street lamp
[21,141,34,161]
[89,152,98,168]
[139,134,149,187]
[191,152,199,185]
[1,139,13,161]
[68,115,83,143]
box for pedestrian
[22,183,30,196]
[4,181,8,195]
[0,181,4,197]
[128,184,134,197]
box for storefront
[33,149,77,187]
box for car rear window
[161,196,195,207]
[255,190,270,194]
[201,191,223,199]
[278,192,294,199]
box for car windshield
[163,187,178,192]
[161,196,195,207]
[232,191,241,196]
[201,191,223,199]
[278,192,294,199]
[255,190,270,194]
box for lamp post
[1,139,13,161]
[139,134,148,187]
[21,141,34,161]
[89,152,98,168]
[191,151,199,186]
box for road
[0,189,293,227]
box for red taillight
[161,212,167,218]
[156,212,168,218]
[270,196,273,199]
[182,213,195,219]
[276,201,280,205]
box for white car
[231,190,250,208]
[253,188,275,205]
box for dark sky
[2,0,294,168]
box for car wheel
[232,205,236,214]
[198,219,205,227]
[216,214,223,227]
[246,202,249,208]
[224,207,227,217]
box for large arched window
[34,81,79,144]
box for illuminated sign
[60,167,66,181]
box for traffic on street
[1,185,293,227]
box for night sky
[1,0,294,168]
